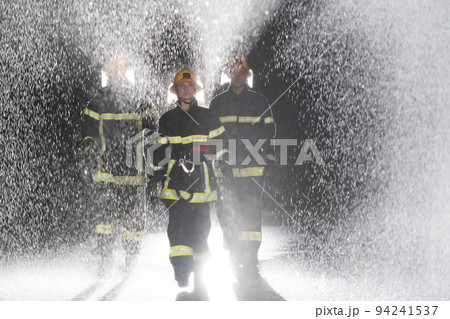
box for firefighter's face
[176,82,196,102]
[230,68,250,88]
[105,54,129,87]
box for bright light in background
[125,69,135,85]
[101,69,135,88]
[167,80,206,106]
[220,70,253,88]
[196,80,205,105]
[204,225,236,300]
[101,70,107,88]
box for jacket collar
[175,98,199,113]
[227,83,250,97]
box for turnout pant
[167,200,211,283]
[217,177,263,269]
[88,183,145,258]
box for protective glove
[265,153,277,165]
[78,138,97,184]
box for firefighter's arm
[140,100,158,131]
[207,112,232,178]
[147,114,171,184]
[81,106,100,154]
[261,100,277,165]
[79,106,100,183]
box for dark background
[0,0,388,260]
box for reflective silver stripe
[232,167,265,178]
[170,245,194,257]
[100,113,141,120]
[161,189,217,203]
[219,116,237,123]
[178,190,192,200]
[164,134,215,145]
[209,126,225,138]
[121,228,143,241]
[264,116,274,124]
[156,136,169,144]
[92,172,147,185]
[96,224,113,235]
[161,188,178,200]
[216,148,229,160]
[85,109,155,121]
[189,191,217,203]
[148,162,165,171]
[202,162,210,192]
[84,108,100,120]
[167,136,182,143]
[239,116,261,123]
[163,159,177,189]
[181,135,208,144]
[238,231,262,241]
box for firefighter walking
[80,54,156,274]
[209,55,276,284]
[152,68,225,299]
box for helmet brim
[170,82,202,95]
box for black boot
[175,266,191,287]
[123,240,140,272]
[98,245,114,276]
[192,263,209,300]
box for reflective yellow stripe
[161,188,178,200]
[141,108,156,119]
[239,116,261,123]
[160,189,217,203]
[202,162,211,192]
[219,116,237,123]
[156,136,169,144]
[161,135,210,144]
[170,245,194,258]
[163,159,177,189]
[189,190,217,203]
[83,136,94,154]
[136,117,144,172]
[181,135,208,144]
[264,116,274,124]
[148,162,165,171]
[208,125,225,138]
[121,228,143,241]
[99,118,106,170]
[87,108,155,121]
[232,167,265,178]
[96,224,113,235]
[168,136,182,144]
[92,172,147,185]
[84,108,100,120]
[178,190,192,200]
[238,231,262,241]
[216,148,229,160]
[100,113,140,120]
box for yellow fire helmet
[169,68,202,94]
[224,55,251,77]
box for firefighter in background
[80,53,156,274]
[209,55,276,283]
[152,68,225,299]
